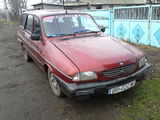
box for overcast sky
[0,0,44,9]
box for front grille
[102,63,137,77]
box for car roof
[24,9,86,18]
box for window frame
[20,14,27,28]
[33,15,42,41]
[25,14,34,33]
[33,15,41,34]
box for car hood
[52,35,142,72]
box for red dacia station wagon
[17,10,150,97]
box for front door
[24,14,44,69]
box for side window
[20,14,27,28]
[26,15,33,32]
[33,16,40,34]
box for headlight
[139,56,147,68]
[73,71,98,81]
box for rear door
[24,14,44,69]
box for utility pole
[41,0,44,9]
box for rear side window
[26,15,33,32]
[20,14,27,28]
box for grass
[119,78,160,120]
[0,18,17,25]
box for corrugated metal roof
[80,0,146,5]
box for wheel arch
[44,63,52,73]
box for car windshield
[43,14,100,37]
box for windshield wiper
[61,33,76,37]
[47,33,76,38]
[74,29,100,34]
[47,34,63,37]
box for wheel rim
[50,74,58,89]
[49,73,61,96]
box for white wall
[34,5,63,10]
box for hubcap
[49,73,60,96]
[48,70,62,96]
[50,74,58,89]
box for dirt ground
[0,22,160,120]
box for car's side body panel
[43,40,79,82]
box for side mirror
[101,27,106,32]
[31,34,40,41]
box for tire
[23,48,32,62]
[48,69,64,97]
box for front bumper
[57,63,151,97]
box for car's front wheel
[48,69,64,97]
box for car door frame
[23,14,45,70]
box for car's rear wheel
[23,48,32,62]
[48,69,64,97]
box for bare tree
[3,0,10,22]
[8,0,21,18]
[21,0,28,9]
[8,0,28,19]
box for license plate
[108,80,136,95]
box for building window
[96,5,102,9]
